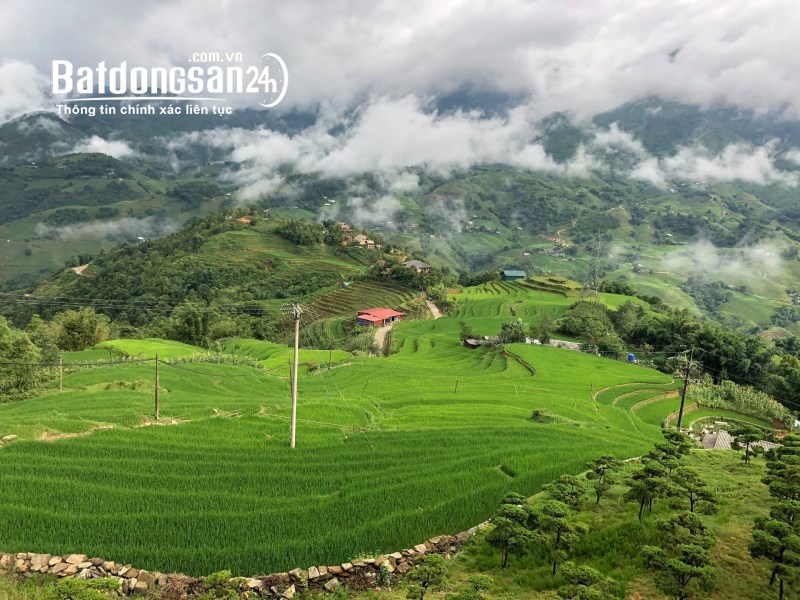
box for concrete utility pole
[59,356,63,392]
[676,347,693,430]
[154,354,160,421]
[283,303,303,449]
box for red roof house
[356,308,405,326]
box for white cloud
[35,216,176,241]
[161,95,799,196]
[661,143,795,185]
[630,158,667,188]
[2,1,800,118]
[165,95,604,187]
[346,194,402,228]
[631,142,798,188]
[785,148,800,165]
[72,135,138,159]
[661,240,785,283]
[0,60,49,122]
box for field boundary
[0,533,472,597]
[504,350,537,376]
[592,379,676,403]
[629,390,680,414]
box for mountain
[3,97,800,334]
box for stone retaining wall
[0,531,473,597]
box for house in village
[403,259,432,272]
[356,308,405,326]
[502,269,527,281]
[353,234,376,248]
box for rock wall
[0,532,473,597]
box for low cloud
[162,95,600,192]
[160,97,800,208]
[629,142,797,188]
[0,60,49,123]
[346,194,402,229]
[35,216,177,241]
[660,239,785,285]
[72,135,138,159]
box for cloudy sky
[1,0,799,118]
[2,0,800,197]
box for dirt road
[426,300,442,319]
[374,323,393,351]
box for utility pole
[154,354,160,421]
[283,302,303,449]
[676,347,693,430]
[59,356,63,392]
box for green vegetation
[0,284,680,576]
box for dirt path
[425,300,442,319]
[374,323,393,351]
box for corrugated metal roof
[714,430,733,450]
[357,308,405,320]
[404,260,432,269]
[502,270,526,277]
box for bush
[688,378,791,423]
[52,578,121,600]
[499,318,527,344]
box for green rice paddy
[0,283,709,577]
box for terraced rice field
[0,335,676,576]
[309,279,419,319]
[97,338,206,359]
[0,284,698,578]
[449,280,645,334]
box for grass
[0,289,674,577]
[223,338,352,372]
[97,338,205,359]
[0,451,780,599]
[278,450,770,600]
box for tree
[625,459,669,520]
[642,512,716,600]
[662,429,694,457]
[51,308,112,351]
[536,500,589,575]
[0,317,42,396]
[24,315,60,364]
[536,311,555,344]
[749,517,800,600]
[642,543,716,600]
[486,494,536,568]
[730,425,764,464]
[669,468,717,514]
[406,554,447,600]
[499,318,527,344]
[586,455,620,504]
[169,302,218,347]
[544,474,586,510]
[763,436,800,501]
[557,562,622,600]
[647,444,681,475]
[751,435,800,599]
